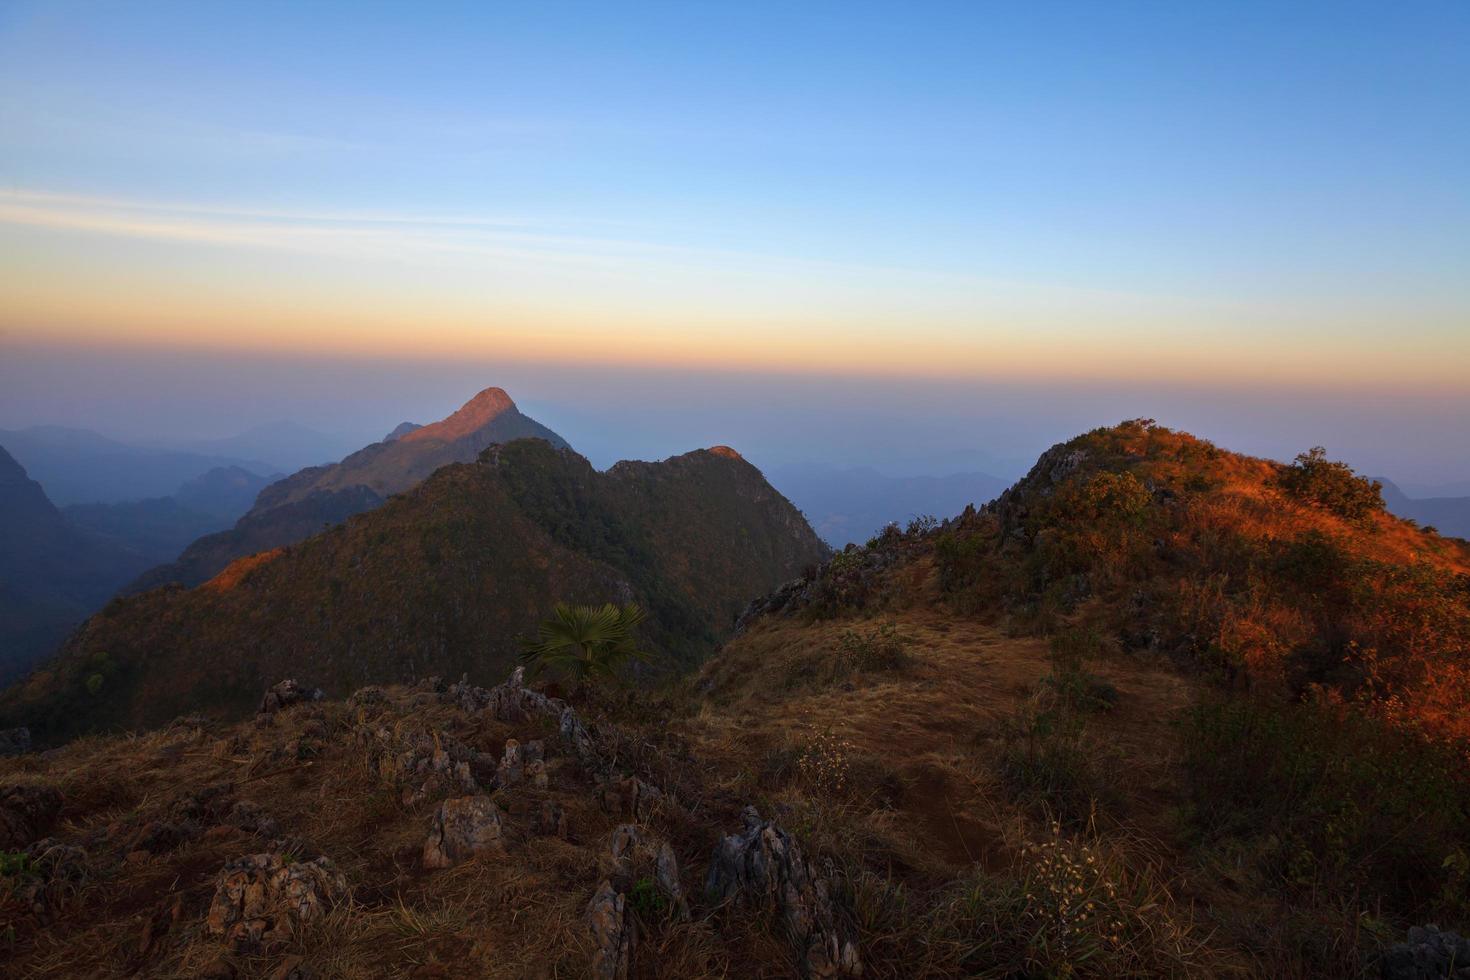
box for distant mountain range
[0,425,277,506]
[171,420,364,474]
[769,463,1012,547]
[1,437,828,742]
[1377,478,1470,540]
[60,466,279,566]
[0,445,153,683]
[130,388,571,591]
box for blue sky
[0,1,1467,479]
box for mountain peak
[401,387,517,444]
[383,421,423,443]
[707,445,743,460]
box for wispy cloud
[0,187,687,273]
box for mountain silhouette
[128,388,570,591]
[0,444,152,682]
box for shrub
[1042,628,1119,713]
[796,723,854,798]
[1276,447,1385,523]
[835,622,912,673]
[1182,694,1470,920]
[520,602,651,689]
[1056,471,1151,524]
[999,694,1109,823]
[905,514,939,536]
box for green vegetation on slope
[0,439,827,744]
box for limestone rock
[171,782,236,824]
[606,823,689,920]
[497,738,545,787]
[447,667,565,722]
[205,851,347,952]
[358,726,492,806]
[586,879,633,980]
[422,795,504,869]
[560,706,600,769]
[1382,925,1470,980]
[256,679,324,722]
[226,800,281,838]
[598,774,663,822]
[534,801,568,838]
[446,669,603,773]
[347,686,389,711]
[706,806,861,978]
[0,783,62,848]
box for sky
[1,1,1467,483]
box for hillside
[2,421,1466,979]
[0,439,827,744]
[130,388,569,591]
[0,445,152,683]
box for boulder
[534,801,568,838]
[256,679,324,721]
[497,738,545,787]
[422,795,504,869]
[226,800,281,838]
[358,726,492,806]
[445,669,603,773]
[598,775,663,822]
[606,823,689,920]
[586,879,633,980]
[1381,925,1470,980]
[0,783,63,849]
[447,667,564,722]
[706,806,861,978]
[205,851,347,953]
[560,706,600,769]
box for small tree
[521,602,651,689]
[1277,447,1385,523]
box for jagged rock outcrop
[448,666,561,722]
[585,879,634,980]
[1381,925,1470,980]
[257,679,324,721]
[225,800,281,838]
[451,668,604,774]
[605,823,689,920]
[357,725,493,806]
[598,774,664,822]
[205,852,348,953]
[496,737,545,787]
[1,782,62,848]
[706,806,862,978]
[422,795,505,869]
[534,801,568,838]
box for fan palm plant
[520,602,651,689]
